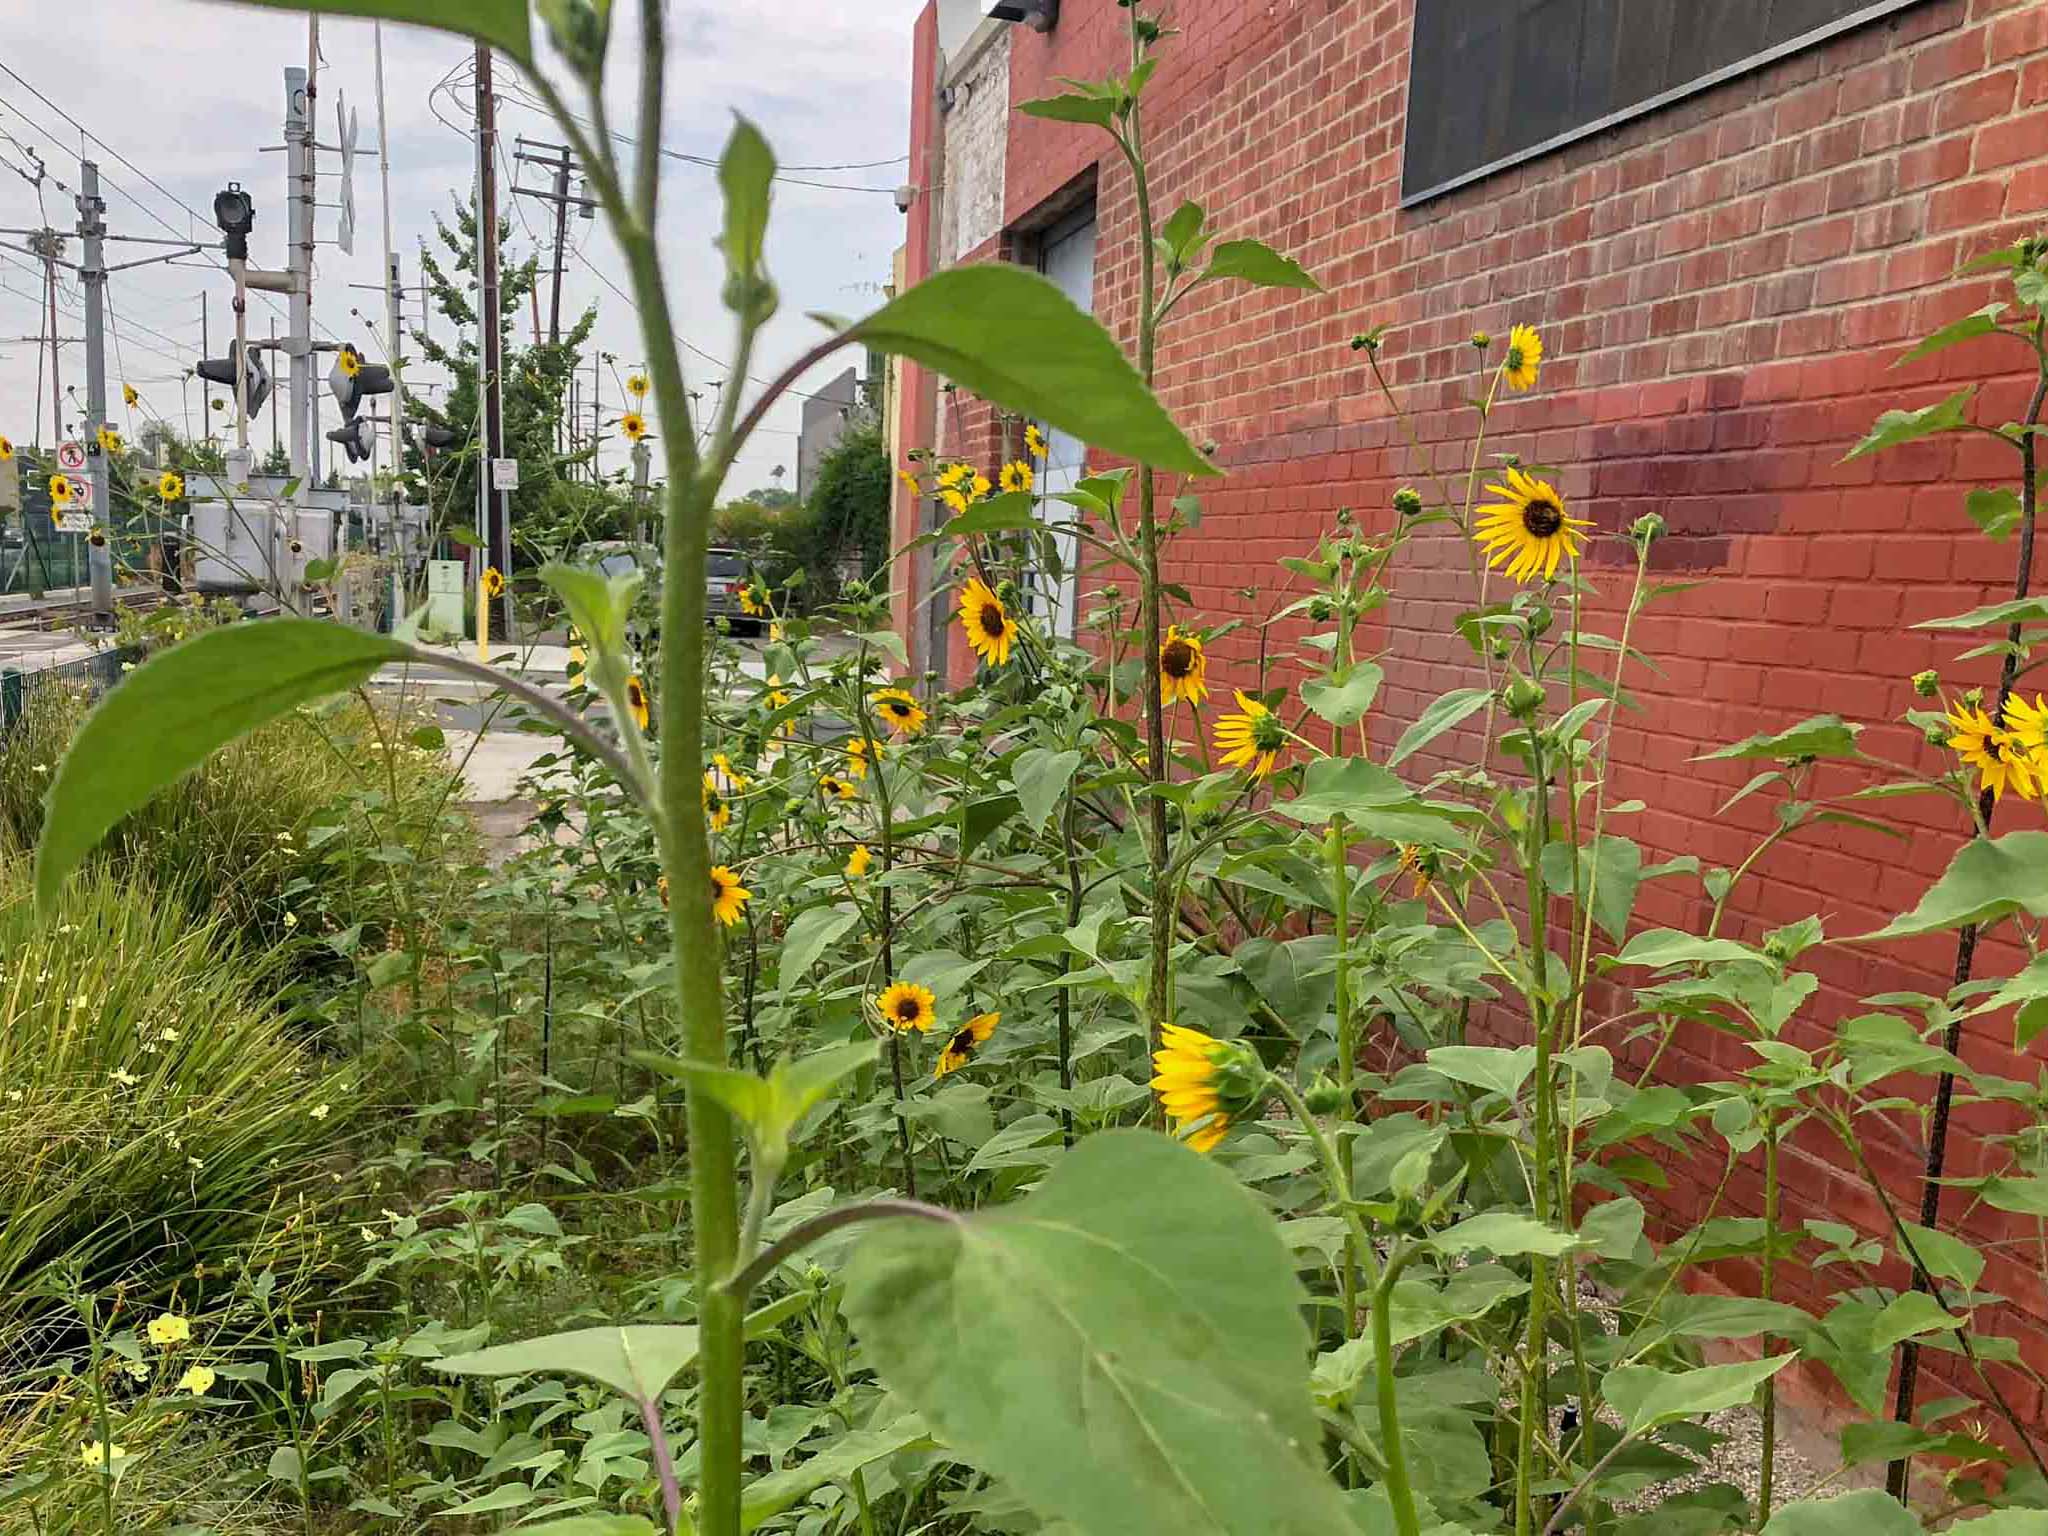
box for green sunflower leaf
[34,619,409,917]
[1200,238,1321,292]
[1897,303,2008,366]
[1759,1489,1925,1536]
[1841,385,1976,462]
[1695,713,1862,762]
[842,1130,1359,1536]
[846,266,1214,477]
[1860,832,2048,940]
[436,1325,700,1407]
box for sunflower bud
[1335,506,1355,527]
[1309,597,1334,623]
[1349,329,1384,353]
[1524,606,1552,639]
[1503,677,1546,719]
[1304,1072,1348,1117]
[1392,486,1424,517]
[1912,669,1940,699]
[1470,330,1492,349]
[1924,720,1951,747]
[1101,583,1123,604]
[1963,687,1986,711]
[1632,512,1666,546]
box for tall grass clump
[0,861,355,1358]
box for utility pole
[512,138,592,347]
[475,43,511,635]
[30,230,63,446]
[375,21,409,606]
[77,162,114,625]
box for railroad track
[0,587,170,634]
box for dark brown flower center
[895,998,921,1022]
[947,1028,975,1056]
[977,601,1007,639]
[1161,639,1195,678]
[1522,496,1564,539]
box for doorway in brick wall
[1034,203,1095,637]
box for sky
[0,0,927,499]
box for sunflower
[936,462,968,490]
[157,470,183,501]
[1000,459,1034,494]
[48,474,73,506]
[872,686,927,737]
[711,752,748,794]
[1473,467,1591,584]
[0,435,12,462]
[1025,423,1048,458]
[845,843,872,877]
[738,582,768,617]
[819,773,856,801]
[1397,843,1439,898]
[1214,690,1288,779]
[958,577,1018,667]
[1159,625,1208,707]
[626,675,651,731]
[620,412,650,443]
[1151,1023,1264,1154]
[337,344,363,379]
[875,980,937,1033]
[96,425,122,455]
[898,468,919,496]
[122,384,139,410]
[843,735,870,778]
[940,487,968,516]
[1503,324,1543,391]
[703,770,733,831]
[935,1012,999,1077]
[626,372,650,397]
[765,673,792,709]
[480,565,505,598]
[1947,702,2038,802]
[968,472,992,502]
[710,864,751,926]
[2001,692,2048,757]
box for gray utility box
[185,473,342,597]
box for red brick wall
[905,0,2048,1427]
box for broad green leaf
[1950,1513,2048,1536]
[440,1482,534,1516]
[1898,1221,1984,1289]
[437,1326,700,1405]
[1426,1213,1583,1259]
[1301,663,1384,727]
[1275,757,1463,847]
[1841,386,1976,461]
[718,117,775,296]
[1012,747,1083,833]
[517,1520,660,1536]
[500,1203,563,1237]
[1540,835,1643,942]
[941,489,1040,536]
[741,1417,936,1532]
[1425,1045,1535,1098]
[544,563,642,659]
[35,619,408,915]
[841,1130,1358,1536]
[1897,304,2007,366]
[1868,1291,1961,1350]
[779,904,860,989]
[847,266,1212,476]
[1696,714,1862,762]
[1612,930,1765,970]
[1017,93,1118,127]
[1862,833,2048,939]
[225,0,532,64]
[1388,687,1491,768]
[1201,238,1321,291]
[1580,1196,1645,1261]
[1604,1353,1794,1435]
[1160,200,1206,268]
[1760,1489,1923,1536]
[1914,596,2048,630]
[1978,1176,2048,1216]
[1966,487,2023,540]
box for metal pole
[44,244,61,447]
[77,160,113,626]
[285,65,312,495]
[475,43,510,635]
[303,17,321,487]
[376,22,409,619]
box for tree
[403,200,635,560]
[798,424,889,592]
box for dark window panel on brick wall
[1401,0,1934,205]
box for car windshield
[597,553,640,581]
[707,551,744,579]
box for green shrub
[0,862,355,1356]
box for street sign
[56,441,84,472]
[54,511,93,534]
[491,457,520,491]
[59,478,94,512]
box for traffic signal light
[420,425,463,452]
[195,341,271,417]
[326,344,393,464]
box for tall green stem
[1328,816,1359,1336]
[1516,726,1555,1536]
[1759,1118,1781,1522]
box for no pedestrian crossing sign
[56,441,84,472]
